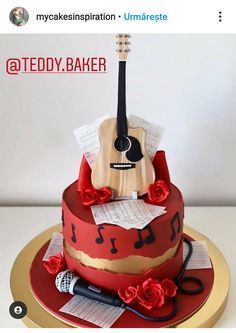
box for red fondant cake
[28,144,212,328]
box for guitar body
[91,118,155,197]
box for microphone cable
[175,237,205,295]
[122,237,204,322]
[125,297,177,322]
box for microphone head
[55,270,75,293]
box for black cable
[126,297,178,322]
[123,237,204,321]
[175,237,205,294]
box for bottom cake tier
[28,231,217,328]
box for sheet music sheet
[73,115,110,168]
[183,240,212,270]
[60,295,125,328]
[42,232,63,261]
[91,199,166,230]
[128,115,165,160]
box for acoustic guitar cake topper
[91,34,155,198]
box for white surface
[1,34,236,205]
[0,206,235,328]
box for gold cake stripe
[64,240,180,275]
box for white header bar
[0,0,235,33]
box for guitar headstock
[116,34,131,61]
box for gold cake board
[10,225,230,328]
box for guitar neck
[117,61,128,137]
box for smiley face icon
[9,301,27,319]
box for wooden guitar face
[91,118,155,197]
[91,34,155,198]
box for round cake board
[10,225,229,328]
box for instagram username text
[6,57,107,75]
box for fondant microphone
[55,270,125,308]
[55,270,178,322]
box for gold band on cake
[64,240,180,275]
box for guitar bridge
[110,163,135,170]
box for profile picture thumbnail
[9,7,29,27]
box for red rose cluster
[81,186,113,206]
[43,253,66,276]
[118,278,177,310]
[147,180,170,204]
[77,156,113,206]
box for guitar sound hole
[114,136,130,152]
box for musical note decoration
[95,225,104,244]
[134,225,156,249]
[95,227,118,254]
[110,238,118,254]
[170,212,181,241]
[71,223,76,243]
[61,209,64,227]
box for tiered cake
[28,35,216,328]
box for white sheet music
[91,199,166,230]
[60,295,125,328]
[183,240,212,270]
[128,115,165,160]
[73,115,110,168]
[42,232,63,261]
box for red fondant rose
[136,278,165,310]
[118,286,137,304]
[96,187,113,204]
[148,180,170,204]
[117,277,177,309]
[43,253,65,275]
[80,187,112,206]
[81,188,98,206]
[161,278,177,297]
